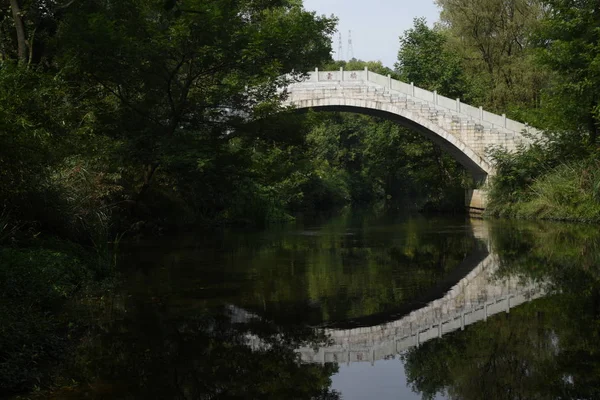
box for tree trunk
[135,163,160,203]
[9,0,28,64]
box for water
[54,212,600,399]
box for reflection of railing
[298,287,544,365]
[296,253,546,365]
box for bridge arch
[290,99,491,183]
[283,69,537,200]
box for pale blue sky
[303,0,440,69]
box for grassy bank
[486,137,600,223]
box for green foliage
[0,247,90,302]
[301,112,468,212]
[56,0,335,173]
[0,0,339,232]
[396,17,469,100]
[0,246,92,394]
[0,64,62,215]
[534,0,600,143]
[519,160,600,220]
[323,58,396,77]
[435,0,546,113]
[0,305,64,395]
[486,129,600,221]
[489,156,600,222]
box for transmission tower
[347,30,354,60]
[337,31,343,61]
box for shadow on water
[45,303,341,400]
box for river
[50,212,600,399]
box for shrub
[0,247,91,394]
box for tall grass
[489,158,600,222]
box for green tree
[435,0,546,114]
[56,0,335,208]
[535,0,600,144]
[323,58,396,77]
[395,17,468,100]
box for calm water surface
[73,212,600,399]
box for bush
[0,247,90,306]
[488,145,600,222]
[515,159,600,222]
[0,247,92,394]
[486,130,597,221]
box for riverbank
[485,140,600,223]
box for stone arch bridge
[283,69,538,210]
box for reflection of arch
[297,253,545,365]
[236,253,545,365]
[324,240,489,330]
[285,70,537,187]
[232,219,546,363]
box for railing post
[340,67,344,81]
[456,98,461,112]
[411,82,415,97]
[433,90,438,105]
[479,106,483,120]
[364,66,369,81]
[315,67,319,82]
[371,349,375,366]
[387,74,392,89]
[502,113,507,128]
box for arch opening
[288,102,491,186]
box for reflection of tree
[59,300,340,399]
[403,222,600,400]
[237,214,478,324]
[123,214,479,327]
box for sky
[302,0,440,69]
[331,359,447,400]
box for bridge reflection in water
[299,220,544,365]
[239,220,546,366]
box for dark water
[60,212,600,399]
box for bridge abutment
[466,189,488,212]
